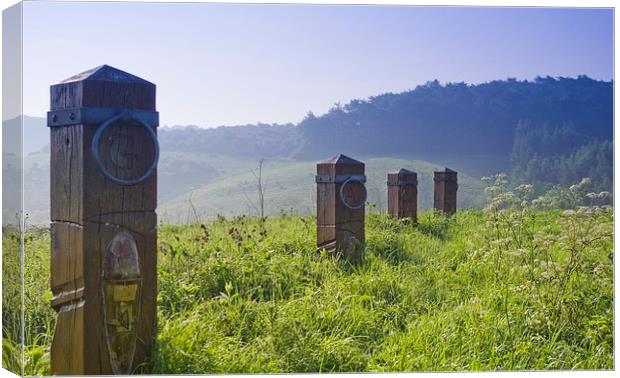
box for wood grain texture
[316,155,365,263]
[50,126,83,222]
[433,168,458,215]
[50,221,84,309]
[387,170,418,222]
[50,65,157,375]
[51,300,85,373]
[82,212,157,374]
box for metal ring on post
[91,110,159,186]
[339,176,368,210]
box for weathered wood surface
[387,169,417,222]
[50,65,157,375]
[433,168,457,215]
[316,154,365,263]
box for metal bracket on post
[315,174,366,184]
[47,107,159,128]
[315,174,367,210]
[47,107,160,186]
[387,179,418,187]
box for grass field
[16,153,487,225]
[158,156,487,223]
[2,178,613,373]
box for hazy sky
[21,2,613,127]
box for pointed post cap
[51,64,155,110]
[389,168,417,176]
[388,168,417,186]
[434,167,457,174]
[318,154,364,166]
[434,167,457,182]
[60,65,155,85]
[316,154,365,177]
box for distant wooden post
[387,169,418,223]
[316,154,366,263]
[48,65,158,374]
[433,168,457,214]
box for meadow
[19,153,487,225]
[1,176,614,374]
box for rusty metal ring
[92,110,159,186]
[339,176,367,210]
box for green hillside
[158,156,486,223]
[20,153,487,225]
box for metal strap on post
[315,174,367,210]
[47,106,159,128]
[315,174,366,184]
[434,175,457,182]
[387,179,418,187]
[48,107,160,186]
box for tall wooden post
[387,169,418,223]
[48,65,158,375]
[316,154,366,263]
[433,167,457,214]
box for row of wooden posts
[316,154,457,263]
[47,66,457,375]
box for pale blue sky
[22,2,613,127]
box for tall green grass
[150,208,612,373]
[2,184,613,373]
[3,225,53,375]
[2,225,22,375]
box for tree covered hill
[14,75,613,166]
[291,76,612,159]
[17,75,612,171]
[160,123,299,158]
[158,75,612,190]
[158,76,612,162]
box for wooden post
[48,65,158,375]
[387,169,418,223]
[316,154,366,263]
[433,167,457,214]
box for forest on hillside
[159,76,613,192]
